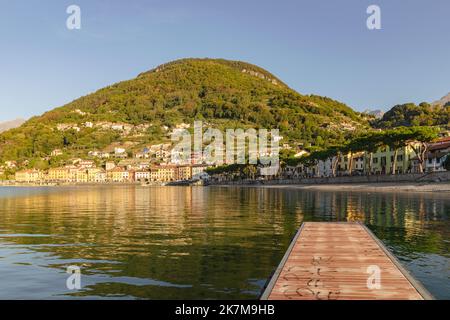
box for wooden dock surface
[261,222,432,300]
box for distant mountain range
[364,109,385,119]
[432,92,450,107]
[0,118,25,133]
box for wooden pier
[261,222,433,300]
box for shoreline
[2,181,450,193]
[0,182,144,188]
[211,181,450,193]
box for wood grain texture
[264,222,426,300]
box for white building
[135,171,151,181]
[424,137,450,172]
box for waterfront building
[15,169,43,183]
[282,164,304,179]
[367,143,420,175]
[334,152,365,175]
[315,158,334,177]
[135,171,151,182]
[107,167,130,182]
[47,167,71,182]
[412,137,450,172]
[176,166,192,181]
[65,165,79,182]
[150,166,176,182]
[76,169,88,183]
[86,168,106,183]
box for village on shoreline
[1,134,449,187]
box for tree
[359,131,385,175]
[443,156,450,171]
[404,127,440,173]
[325,146,343,177]
[383,128,411,174]
[341,137,368,175]
[300,149,335,177]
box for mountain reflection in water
[0,185,448,299]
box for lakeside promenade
[2,180,450,194]
[206,171,450,192]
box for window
[373,157,378,164]
[397,155,403,161]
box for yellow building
[107,167,130,182]
[367,143,420,175]
[335,152,365,175]
[150,166,176,182]
[15,169,43,183]
[87,168,106,183]
[76,169,88,183]
[176,166,192,181]
[47,167,70,182]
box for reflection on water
[0,185,448,299]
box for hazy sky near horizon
[0,0,449,121]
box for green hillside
[0,58,368,165]
[374,102,450,129]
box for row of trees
[286,126,441,176]
[206,164,258,180]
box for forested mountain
[373,102,450,129]
[0,58,368,164]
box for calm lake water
[0,185,448,299]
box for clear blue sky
[0,0,449,121]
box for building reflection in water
[0,186,448,299]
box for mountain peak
[432,92,450,107]
[138,58,288,88]
[0,118,26,133]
